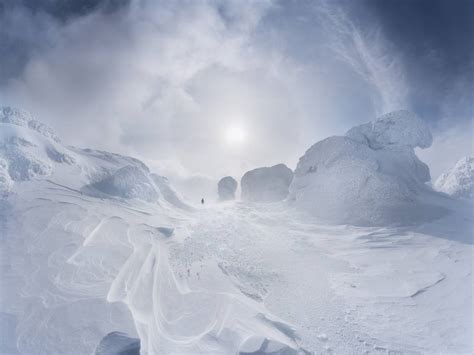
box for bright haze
[1,0,472,182]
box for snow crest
[434,156,474,199]
[289,110,442,226]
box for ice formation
[218,176,238,201]
[289,110,443,226]
[434,156,474,199]
[241,164,293,202]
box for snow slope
[1,107,472,354]
[434,156,474,199]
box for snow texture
[218,176,237,201]
[241,164,293,202]
[434,156,474,199]
[290,110,442,226]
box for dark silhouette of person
[201,198,205,205]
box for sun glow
[224,124,247,145]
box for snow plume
[318,0,409,115]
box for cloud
[0,0,471,182]
[317,0,409,115]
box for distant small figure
[201,198,205,205]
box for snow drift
[289,110,445,226]
[241,164,293,202]
[434,156,474,199]
[218,176,237,201]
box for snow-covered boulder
[289,110,442,226]
[434,156,474,199]
[217,176,237,201]
[241,164,293,202]
[90,165,159,202]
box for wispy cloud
[318,0,409,115]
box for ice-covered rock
[289,110,442,226]
[434,156,474,199]
[90,165,160,202]
[217,176,237,201]
[241,164,293,202]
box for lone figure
[201,198,205,205]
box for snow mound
[434,156,474,199]
[89,165,160,202]
[218,176,237,201]
[289,110,443,226]
[241,164,293,203]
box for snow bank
[218,176,237,201]
[289,110,442,226]
[434,156,474,199]
[241,164,293,202]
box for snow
[434,156,474,199]
[218,176,237,201]
[289,110,444,226]
[241,164,293,202]
[87,165,160,202]
[0,107,472,354]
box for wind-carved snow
[434,156,474,199]
[289,110,445,226]
[0,107,472,354]
[241,164,293,202]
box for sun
[224,124,246,145]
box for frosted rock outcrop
[434,156,474,199]
[217,176,237,201]
[289,110,441,226]
[241,164,293,202]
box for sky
[0,0,472,183]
